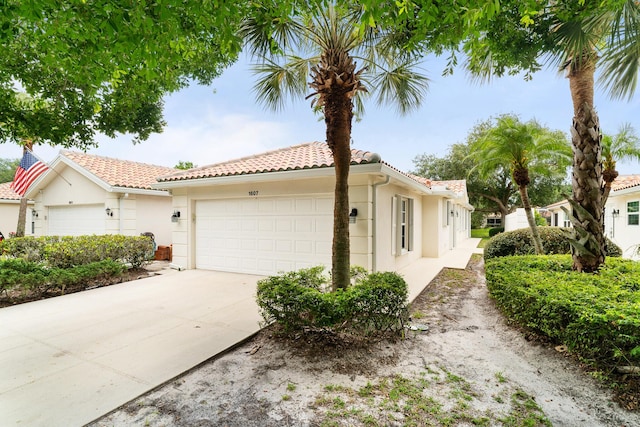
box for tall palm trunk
[312,48,357,291]
[514,166,544,254]
[519,184,544,255]
[568,56,606,272]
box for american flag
[10,150,49,197]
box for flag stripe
[10,151,49,197]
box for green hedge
[484,227,622,259]
[488,227,504,237]
[0,235,153,268]
[0,258,125,297]
[256,267,409,337]
[485,255,640,366]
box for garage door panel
[48,205,105,236]
[196,196,332,275]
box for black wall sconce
[171,210,181,223]
[349,208,358,224]
[105,207,113,217]
[612,208,620,218]
[31,208,39,219]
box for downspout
[371,175,391,272]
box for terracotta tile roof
[62,151,177,190]
[407,174,433,188]
[611,174,640,192]
[158,141,385,182]
[0,182,21,200]
[432,179,467,196]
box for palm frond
[597,1,640,100]
[239,8,304,59]
[251,56,310,111]
[371,58,429,115]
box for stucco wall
[0,202,35,237]
[606,193,640,259]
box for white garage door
[195,196,333,275]
[48,205,106,236]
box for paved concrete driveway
[0,269,263,427]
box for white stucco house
[153,141,474,275]
[24,151,177,246]
[0,182,34,237]
[546,174,640,259]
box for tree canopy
[413,117,571,222]
[0,158,19,183]
[1,1,250,148]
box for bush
[256,267,409,337]
[1,234,153,268]
[485,255,640,367]
[0,258,125,297]
[484,227,622,260]
[488,227,504,237]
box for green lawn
[471,228,491,248]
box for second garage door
[195,196,333,275]
[48,204,106,236]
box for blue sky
[2,54,639,175]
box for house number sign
[248,190,259,196]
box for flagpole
[27,148,72,187]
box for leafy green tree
[470,115,571,254]
[175,161,197,170]
[242,4,429,290]
[0,158,19,183]
[1,1,247,148]
[413,121,570,226]
[602,123,640,203]
[369,1,638,271]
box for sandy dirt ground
[91,257,640,427]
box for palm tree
[545,1,640,272]
[241,4,429,290]
[463,1,640,271]
[602,123,640,203]
[470,115,572,255]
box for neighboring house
[0,182,34,237]
[154,141,474,275]
[546,174,640,259]
[504,208,531,232]
[24,151,176,246]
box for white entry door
[48,204,106,236]
[195,196,333,275]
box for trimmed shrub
[488,227,504,237]
[485,255,640,366]
[0,258,125,297]
[256,267,409,337]
[484,227,622,260]
[1,234,153,268]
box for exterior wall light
[31,209,39,219]
[105,207,113,217]
[349,208,358,224]
[171,210,181,222]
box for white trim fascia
[109,186,171,197]
[152,162,436,196]
[57,155,113,192]
[0,199,34,205]
[611,186,640,197]
[152,166,339,189]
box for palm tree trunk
[325,91,353,291]
[568,58,606,272]
[519,185,544,254]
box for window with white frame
[392,195,414,255]
[628,201,639,225]
[563,211,572,228]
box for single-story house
[0,182,34,237]
[24,151,177,246]
[546,174,640,259]
[153,141,474,275]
